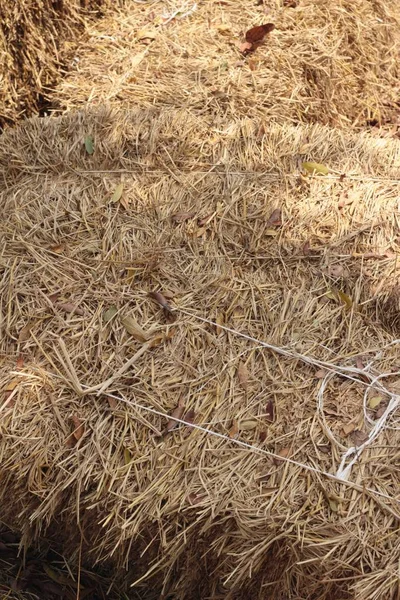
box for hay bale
[1,108,400,600]
[0,0,120,128]
[54,0,400,129]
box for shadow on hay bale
[0,108,400,600]
[0,0,122,128]
[53,0,400,130]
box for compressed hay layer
[1,108,400,600]
[55,0,400,129]
[0,0,121,128]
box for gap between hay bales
[1,108,400,600]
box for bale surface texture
[1,108,400,599]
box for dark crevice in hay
[0,1,123,130]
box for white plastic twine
[174,308,400,483]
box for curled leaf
[240,419,258,431]
[183,409,195,426]
[121,315,148,342]
[229,419,239,438]
[149,291,172,313]
[266,208,282,227]
[166,404,185,432]
[368,395,382,409]
[71,416,84,441]
[110,183,124,204]
[103,305,118,323]
[172,212,195,223]
[336,289,352,309]
[302,162,329,176]
[245,23,275,43]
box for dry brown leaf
[376,402,389,419]
[166,404,185,432]
[121,315,148,342]
[57,302,84,316]
[317,444,331,454]
[342,423,356,436]
[351,429,369,446]
[186,493,205,505]
[315,368,328,379]
[16,355,24,369]
[266,208,282,227]
[229,419,239,438]
[18,321,35,342]
[237,361,248,390]
[172,212,195,223]
[326,264,345,278]
[149,291,172,313]
[245,23,275,43]
[49,244,64,254]
[259,430,267,442]
[183,409,196,426]
[265,398,274,422]
[107,396,118,409]
[71,416,84,441]
[215,312,225,335]
[273,446,290,465]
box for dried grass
[1,107,400,599]
[54,0,400,130]
[0,0,121,128]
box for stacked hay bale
[1,107,399,599]
[54,0,400,129]
[0,0,120,128]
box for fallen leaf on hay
[149,328,175,348]
[259,430,267,442]
[71,416,84,441]
[16,355,24,369]
[187,492,205,505]
[18,321,36,342]
[131,49,148,68]
[149,291,172,313]
[284,0,299,6]
[84,135,94,155]
[166,404,185,433]
[124,447,132,464]
[107,396,118,409]
[49,244,64,254]
[302,240,312,255]
[336,289,352,309]
[245,23,275,43]
[266,208,282,227]
[229,419,239,438]
[324,289,337,302]
[376,402,389,419]
[57,302,85,316]
[342,423,356,437]
[302,162,329,175]
[265,228,279,237]
[265,398,274,422]
[216,23,231,34]
[103,305,118,323]
[183,408,195,426]
[110,183,124,204]
[355,356,364,371]
[273,446,290,465]
[237,361,248,390]
[368,395,382,409]
[317,444,331,454]
[121,315,148,342]
[328,498,339,513]
[326,264,345,278]
[136,28,157,41]
[237,40,253,53]
[240,419,258,431]
[315,368,328,379]
[172,211,195,223]
[351,429,369,446]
